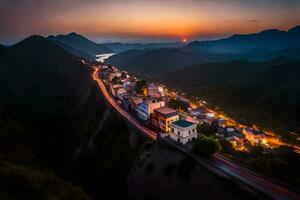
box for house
[109,84,122,96]
[148,83,164,98]
[129,96,144,111]
[136,100,165,121]
[226,132,246,151]
[242,128,265,144]
[185,116,199,124]
[170,120,198,145]
[218,118,226,127]
[178,96,190,105]
[122,81,136,92]
[226,131,245,144]
[152,106,179,132]
[116,88,126,99]
[190,108,205,117]
[202,112,216,125]
[121,94,131,110]
[227,127,235,132]
[109,84,126,99]
[205,112,215,118]
[109,72,122,81]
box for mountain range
[47,32,184,60]
[107,25,300,76]
[102,42,183,53]
[184,26,300,54]
[48,32,112,59]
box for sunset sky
[1,0,300,44]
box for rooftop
[227,131,245,139]
[172,120,195,128]
[154,106,177,115]
[245,127,265,135]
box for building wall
[170,124,197,145]
[159,115,179,133]
[136,103,148,121]
[152,112,179,133]
[137,101,165,121]
[148,101,165,114]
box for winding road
[93,67,300,200]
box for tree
[196,123,214,136]
[169,99,188,112]
[111,76,122,84]
[193,135,221,157]
[219,140,236,155]
[210,120,219,133]
[121,72,127,79]
[135,80,148,95]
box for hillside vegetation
[158,59,300,137]
[0,36,140,199]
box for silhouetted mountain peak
[259,29,282,34]
[288,25,300,33]
[66,32,86,40]
[67,32,79,36]
[7,35,78,63]
[13,35,53,49]
[47,32,112,56]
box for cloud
[247,19,260,23]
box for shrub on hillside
[193,135,221,158]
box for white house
[170,120,198,145]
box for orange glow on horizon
[42,0,299,42]
[2,0,300,44]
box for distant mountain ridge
[107,25,300,76]
[48,32,112,59]
[102,42,183,53]
[184,25,300,54]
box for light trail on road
[93,68,157,140]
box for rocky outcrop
[128,141,264,200]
